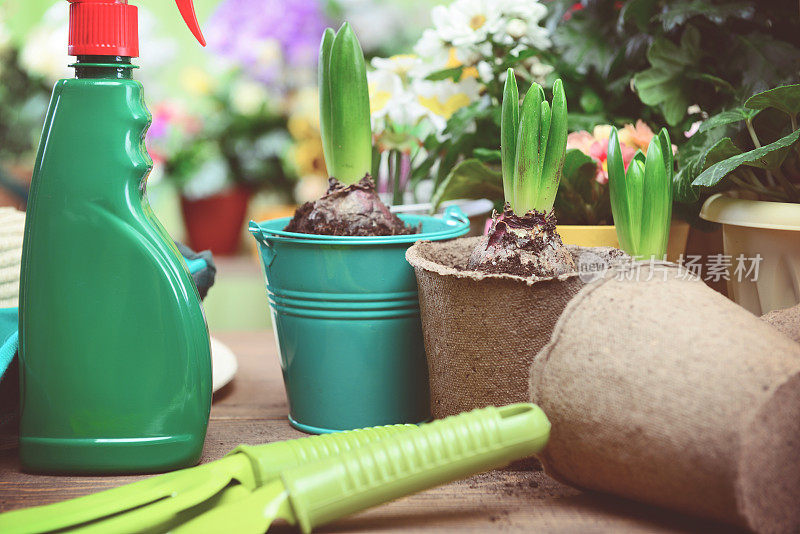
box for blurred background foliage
[1,0,798,223]
[1,0,798,331]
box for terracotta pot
[181,186,251,256]
[557,221,690,262]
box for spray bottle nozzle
[175,0,206,47]
[68,0,206,57]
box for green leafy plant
[675,83,800,209]
[501,72,568,215]
[608,127,673,259]
[319,23,372,184]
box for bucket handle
[441,205,469,227]
[248,220,277,266]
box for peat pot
[701,194,800,315]
[250,206,470,433]
[406,237,625,419]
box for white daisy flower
[412,77,481,132]
[371,54,424,82]
[493,0,551,50]
[413,28,450,71]
[431,0,502,47]
[525,56,555,84]
[368,67,428,134]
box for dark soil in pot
[285,176,418,236]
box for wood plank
[0,332,733,532]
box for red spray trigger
[67,0,205,57]
[175,0,206,47]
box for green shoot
[500,72,568,215]
[501,69,519,199]
[608,128,674,259]
[319,23,372,184]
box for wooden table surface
[0,332,732,533]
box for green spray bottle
[18,0,212,474]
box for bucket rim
[250,206,471,245]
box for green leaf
[553,21,617,77]
[327,23,372,183]
[735,33,800,97]
[513,84,544,212]
[539,79,568,213]
[473,148,502,163]
[745,84,800,118]
[633,26,701,126]
[657,128,673,182]
[698,107,760,133]
[431,159,504,210]
[619,0,658,32]
[692,128,800,188]
[537,100,552,181]
[674,137,741,203]
[640,138,671,259]
[318,27,335,176]
[623,156,646,254]
[501,69,519,205]
[499,49,539,70]
[657,1,754,32]
[607,129,630,250]
[425,67,464,82]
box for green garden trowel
[0,404,550,534]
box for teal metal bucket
[249,206,470,433]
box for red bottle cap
[67,0,206,58]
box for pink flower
[567,127,636,185]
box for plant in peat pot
[607,127,673,260]
[284,23,416,237]
[467,70,575,277]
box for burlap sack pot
[762,302,800,344]
[406,236,624,419]
[530,264,800,533]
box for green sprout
[607,128,673,259]
[319,23,372,184]
[501,69,568,215]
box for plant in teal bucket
[468,69,575,278]
[249,26,470,434]
[607,128,673,260]
[284,23,414,237]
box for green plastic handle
[281,403,550,533]
[231,424,413,486]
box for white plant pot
[700,194,800,315]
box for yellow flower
[287,115,317,141]
[445,48,479,79]
[180,67,214,96]
[418,93,471,120]
[619,119,656,150]
[592,124,613,143]
[291,138,327,177]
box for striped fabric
[0,208,25,308]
